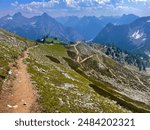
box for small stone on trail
[7,104,18,109]
[7,104,13,108]
[13,105,18,109]
[22,100,27,106]
[8,70,12,75]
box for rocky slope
[94,16,150,53]
[0,29,150,112]
[93,44,150,70]
[26,40,150,112]
[26,43,128,112]
[56,14,138,40]
[67,43,150,106]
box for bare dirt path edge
[0,49,38,113]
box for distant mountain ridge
[56,16,104,40]
[0,12,139,42]
[93,16,150,53]
[56,14,139,40]
[0,12,84,42]
[99,14,139,25]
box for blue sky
[0,0,150,17]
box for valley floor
[0,49,38,113]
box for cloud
[11,1,19,6]
[11,0,150,16]
[66,0,77,7]
[129,0,147,2]
[114,5,142,14]
[128,0,150,5]
[11,0,114,10]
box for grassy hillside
[1,29,149,113]
[66,43,150,112]
[27,41,150,113]
[27,43,130,112]
[0,29,35,90]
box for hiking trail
[0,49,38,113]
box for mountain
[99,14,139,25]
[56,16,79,26]
[0,13,83,42]
[56,14,138,40]
[27,41,150,112]
[0,13,138,42]
[93,16,150,53]
[75,16,105,40]
[99,44,150,70]
[57,16,104,40]
[117,14,139,25]
[0,28,150,112]
[0,12,29,28]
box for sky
[0,0,150,17]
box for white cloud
[129,0,147,2]
[95,0,110,4]
[114,5,142,14]
[65,0,78,7]
[11,0,150,16]
[12,0,113,10]
[128,0,150,4]
[66,0,74,6]
[11,1,19,6]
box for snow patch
[145,51,150,57]
[30,22,36,27]
[131,30,143,39]
[142,38,146,41]
[7,17,13,20]
[147,20,150,23]
[147,54,150,58]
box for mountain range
[1,12,150,54]
[0,12,83,42]
[94,16,150,54]
[56,14,139,40]
[0,13,138,42]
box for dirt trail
[71,42,95,63]
[71,42,80,62]
[0,49,37,113]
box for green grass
[0,43,20,90]
[27,44,129,113]
[0,29,36,91]
[45,38,60,43]
[63,57,150,112]
[46,55,61,64]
